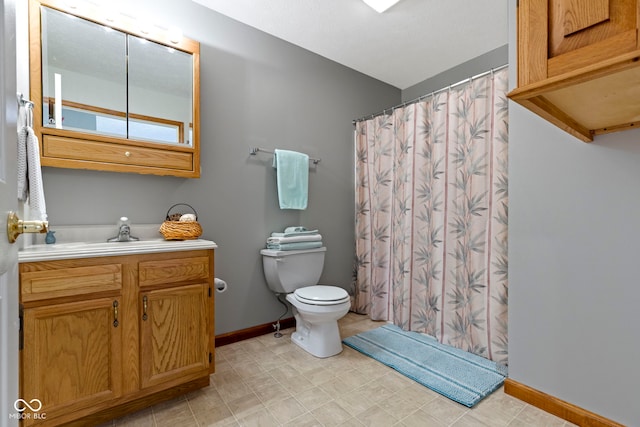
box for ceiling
[191,0,509,90]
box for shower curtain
[353,68,508,365]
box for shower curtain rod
[352,63,508,124]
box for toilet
[260,247,350,358]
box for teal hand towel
[273,149,309,210]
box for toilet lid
[294,285,350,306]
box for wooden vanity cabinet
[19,249,214,426]
[508,0,640,142]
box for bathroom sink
[28,239,162,250]
[19,238,217,262]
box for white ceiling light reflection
[362,0,401,13]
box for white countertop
[19,238,217,263]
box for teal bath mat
[342,324,506,407]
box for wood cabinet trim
[40,127,196,152]
[547,29,637,77]
[518,96,594,142]
[510,49,640,98]
[21,263,122,302]
[139,256,210,288]
[42,135,195,172]
[517,0,548,86]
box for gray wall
[24,0,399,335]
[402,45,508,102]
[507,2,639,426]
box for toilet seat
[293,285,349,306]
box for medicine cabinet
[29,0,201,177]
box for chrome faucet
[107,217,140,242]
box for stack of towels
[266,226,322,251]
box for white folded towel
[267,234,322,244]
[17,123,47,221]
[271,229,319,237]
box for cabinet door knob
[113,300,119,327]
[125,151,131,157]
[142,295,148,321]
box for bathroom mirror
[128,35,194,145]
[41,6,128,139]
[30,0,201,177]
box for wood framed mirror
[29,0,201,177]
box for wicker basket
[159,203,203,240]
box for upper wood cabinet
[508,0,640,142]
[29,0,201,177]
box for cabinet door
[518,0,638,84]
[140,284,209,389]
[548,0,637,76]
[21,298,122,425]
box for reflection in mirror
[41,6,127,138]
[39,5,195,147]
[128,36,193,146]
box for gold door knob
[7,212,49,244]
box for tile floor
[101,313,576,426]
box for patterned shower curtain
[353,68,508,365]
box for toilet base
[290,316,344,358]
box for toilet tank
[260,247,326,294]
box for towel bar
[249,147,320,165]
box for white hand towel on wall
[17,126,27,201]
[17,124,47,221]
